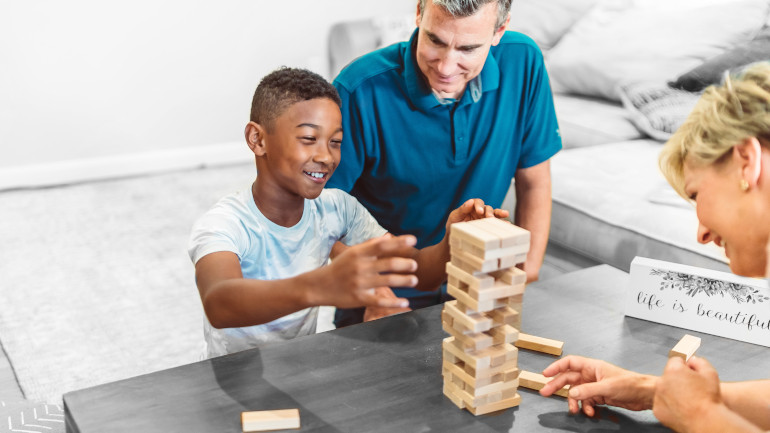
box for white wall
[0,0,416,188]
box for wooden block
[469,393,521,415]
[465,350,519,379]
[488,305,519,327]
[499,253,527,268]
[489,267,527,285]
[488,324,519,345]
[443,382,467,409]
[451,254,486,275]
[444,300,492,332]
[447,282,505,313]
[669,334,701,362]
[446,262,494,290]
[444,300,492,333]
[444,337,489,370]
[515,333,564,356]
[469,375,519,398]
[451,236,530,261]
[444,379,486,408]
[450,244,503,273]
[473,218,530,248]
[443,337,516,370]
[444,360,507,389]
[468,358,519,380]
[472,280,525,302]
[242,409,300,432]
[442,319,493,351]
[519,370,570,398]
[451,221,501,251]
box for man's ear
[245,121,267,156]
[733,136,762,189]
[415,1,422,27]
[491,14,510,46]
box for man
[328,0,562,327]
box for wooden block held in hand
[242,409,300,432]
[515,333,564,356]
[518,370,570,398]
[669,334,701,362]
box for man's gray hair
[418,0,512,30]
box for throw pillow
[669,26,770,92]
[546,0,770,101]
[618,82,701,141]
[506,0,599,51]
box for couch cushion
[669,26,770,92]
[546,0,770,101]
[507,0,599,51]
[553,93,642,149]
[618,82,701,141]
[550,140,730,272]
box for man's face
[415,0,506,100]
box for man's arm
[514,159,552,283]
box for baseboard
[0,142,252,191]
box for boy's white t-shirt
[188,186,386,358]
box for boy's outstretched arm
[412,198,509,291]
[195,235,418,329]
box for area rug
[0,163,256,403]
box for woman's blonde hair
[659,62,770,199]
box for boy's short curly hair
[250,67,341,132]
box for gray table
[63,265,770,432]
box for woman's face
[683,155,768,277]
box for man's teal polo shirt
[328,30,562,296]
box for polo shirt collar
[403,28,501,110]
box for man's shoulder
[334,42,407,93]
[493,31,543,59]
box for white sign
[627,257,770,348]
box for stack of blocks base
[441,218,530,415]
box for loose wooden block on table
[515,333,564,356]
[242,409,300,432]
[669,334,701,361]
[518,370,570,398]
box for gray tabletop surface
[63,264,770,432]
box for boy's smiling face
[250,97,342,201]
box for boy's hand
[363,287,412,322]
[445,198,509,233]
[322,234,417,309]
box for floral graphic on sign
[651,269,769,304]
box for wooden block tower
[441,218,530,415]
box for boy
[188,67,507,357]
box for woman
[540,62,770,433]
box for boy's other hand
[363,287,412,322]
[322,234,417,309]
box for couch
[328,0,770,274]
